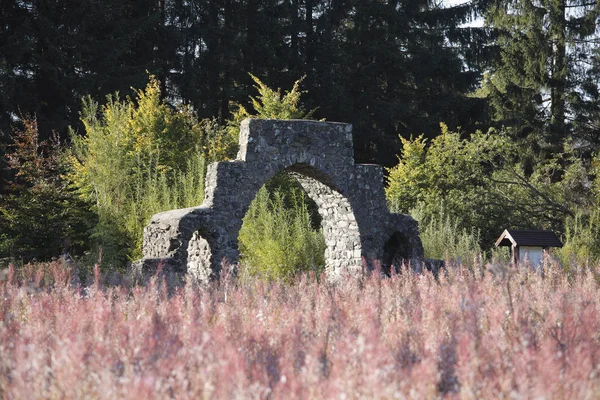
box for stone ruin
[133,119,424,283]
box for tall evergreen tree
[0,0,172,194]
[166,0,295,118]
[168,0,485,165]
[1,0,494,169]
[478,0,600,151]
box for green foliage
[480,0,600,149]
[387,123,515,246]
[0,0,166,143]
[196,118,238,163]
[0,117,93,261]
[385,135,428,214]
[387,123,513,213]
[238,74,313,120]
[556,152,600,267]
[68,77,206,268]
[0,0,491,168]
[238,186,326,282]
[227,74,315,143]
[386,124,588,251]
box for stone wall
[132,119,423,283]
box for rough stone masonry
[133,119,423,283]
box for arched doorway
[237,171,326,279]
[286,165,362,277]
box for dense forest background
[1,0,599,273]
[0,0,492,166]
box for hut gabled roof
[495,229,563,248]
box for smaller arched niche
[382,232,412,275]
[186,231,213,283]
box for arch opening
[237,164,363,280]
[237,171,326,280]
[186,230,213,283]
[286,165,363,278]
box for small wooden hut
[495,229,562,267]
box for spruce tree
[479,0,600,151]
[166,0,485,165]
[301,0,487,165]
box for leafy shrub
[228,74,314,135]
[68,76,206,268]
[196,118,238,162]
[239,183,326,281]
[386,124,515,248]
[556,209,600,269]
[386,124,589,251]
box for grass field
[1,260,600,399]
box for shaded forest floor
[1,261,600,399]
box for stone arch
[134,119,424,283]
[183,163,363,281]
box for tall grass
[411,203,482,264]
[82,152,206,269]
[126,153,206,257]
[238,183,326,281]
[556,209,600,270]
[2,260,600,399]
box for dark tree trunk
[549,0,567,141]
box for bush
[555,209,600,269]
[68,76,206,269]
[196,118,238,162]
[386,124,587,251]
[228,74,314,134]
[386,124,515,248]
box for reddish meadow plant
[1,260,600,398]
